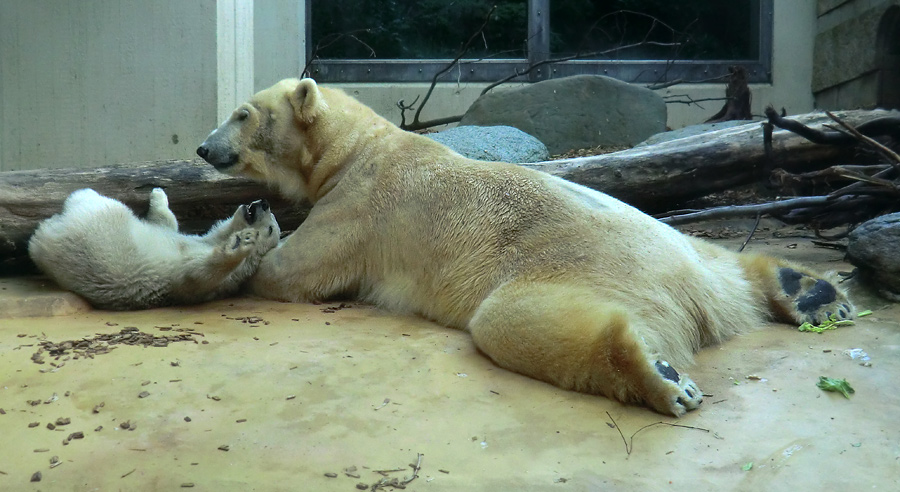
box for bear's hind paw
[777,268,853,325]
[653,360,702,417]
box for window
[306,0,772,84]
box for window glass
[549,0,759,61]
[310,0,528,60]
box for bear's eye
[237,109,250,121]
[268,225,274,236]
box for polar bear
[197,78,853,416]
[28,188,280,310]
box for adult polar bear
[197,78,853,416]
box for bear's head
[197,78,373,202]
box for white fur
[28,188,280,310]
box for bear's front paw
[226,229,259,258]
[777,268,854,325]
[653,360,702,417]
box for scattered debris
[119,420,135,431]
[745,375,767,382]
[842,348,870,361]
[321,303,352,313]
[93,402,105,413]
[30,471,42,482]
[817,376,855,399]
[374,398,390,410]
[857,310,873,317]
[55,417,71,426]
[742,462,753,471]
[181,483,195,488]
[217,445,230,452]
[27,422,39,428]
[121,468,136,478]
[30,326,201,366]
[371,453,423,491]
[606,411,713,456]
[138,391,150,399]
[324,473,338,478]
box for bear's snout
[196,142,240,170]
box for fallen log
[0,109,894,272]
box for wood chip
[138,391,150,399]
[324,473,338,478]
[218,445,230,452]
[28,422,39,428]
[30,471,42,482]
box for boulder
[636,120,755,147]
[847,213,900,301]
[459,75,666,154]
[425,125,549,163]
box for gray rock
[847,213,900,301]
[426,125,550,163]
[459,75,666,154]
[636,120,755,147]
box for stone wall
[813,0,900,110]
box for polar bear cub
[28,188,280,310]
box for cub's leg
[181,229,259,289]
[738,253,854,325]
[145,188,179,231]
[468,280,702,417]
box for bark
[0,109,893,272]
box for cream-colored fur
[28,188,280,310]
[197,78,854,416]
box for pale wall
[0,1,218,171]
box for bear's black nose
[196,146,209,159]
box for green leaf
[741,462,753,471]
[857,310,873,317]
[816,376,855,399]
[798,317,854,333]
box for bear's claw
[654,360,702,416]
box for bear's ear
[289,78,326,124]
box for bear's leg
[145,188,179,231]
[737,253,854,325]
[468,280,702,417]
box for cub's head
[232,199,281,253]
[196,78,333,200]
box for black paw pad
[655,360,680,383]
[778,268,803,296]
[796,279,837,314]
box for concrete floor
[1,227,899,491]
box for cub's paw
[653,360,702,417]
[777,268,854,325]
[225,229,260,259]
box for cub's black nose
[196,146,209,159]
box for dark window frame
[305,0,773,85]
